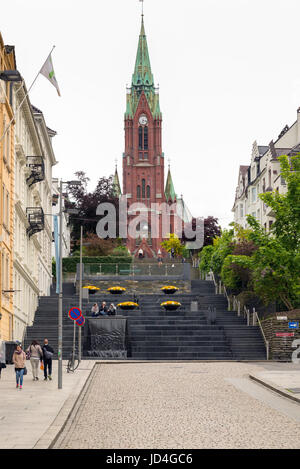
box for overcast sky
[2,0,300,228]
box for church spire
[132,16,154,89]
[165,165,177,203]
[112,163,122,197]
[125,12,161,119]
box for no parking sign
[68,307,85,326]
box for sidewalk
[0,360,95,449]
[249,368,300,404]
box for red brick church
[113,15,190,258]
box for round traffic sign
[68,307,82,321]
[76,316,85,327]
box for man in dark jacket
[42,338,54,381]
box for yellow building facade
[0,35,15,340]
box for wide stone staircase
[24,280,267,361]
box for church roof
[112,166,122,197]
[165,167,177,202]
[132,17,154,89]
[125,16,162,120]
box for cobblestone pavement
[53,362,300,449]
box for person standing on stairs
[42,339,54,381]
[26,340,43,381]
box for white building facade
[13,85,57,342]
[233,107,300,230]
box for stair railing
[222,284,231,311]
[253,308,269,360]
[210,271,218,295]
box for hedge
[61,256,132,273]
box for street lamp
[0,70,22,82]
[57,179,81,390]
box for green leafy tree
[161,234,184,256]
[260,154,300,252]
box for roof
[112,166,122,197]
[165,167,177,203]
[258,146,269,157]
[125,16,161,119]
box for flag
[40,53,61,96]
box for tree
[181,216,221,248]
[260,153,300,252]
[203,216,222,247]
[65,171,120,252]
[161,234,184,256]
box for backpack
[43,348,53,360]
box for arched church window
[139,127,143,150]
[147,185,150,199]
[137,185,141,199]
[144,127,148,150]
[142,179,146,199]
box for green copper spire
[112,165,122,197]
[165,166,177,202]
[125,16,162,119]
[132,16,154,88]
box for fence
[83,263,185,278]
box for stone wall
[261,311,300,361]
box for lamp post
[78,224,83,362]
[57,180,81,390]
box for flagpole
[0,45,56,145]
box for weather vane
[139,0,144,16]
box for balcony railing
[26,156,45,187]
[26,207,45,238]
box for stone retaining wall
[261,311,300,361]
[78,279,191,295]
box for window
[137,185,141,199]
[251,187,256,203]
[240,204,243,218]
[147,185,150,199]
[144,127,148,150]
[142,179,146,199]
[2,185,5,225]
[138,127,143,150]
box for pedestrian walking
[0,340,6,379]
[12,345,26,390]
[42,339,54,381]
[26,340,43,381]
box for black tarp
[84,318,127,359]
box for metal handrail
[253,308,269,360]
[222,284,231,311]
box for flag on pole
[40,53,61,96]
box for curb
[249,374,300,405]
[33,361,96,449]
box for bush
[62,256,132,273]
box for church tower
[122,14,178,257]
